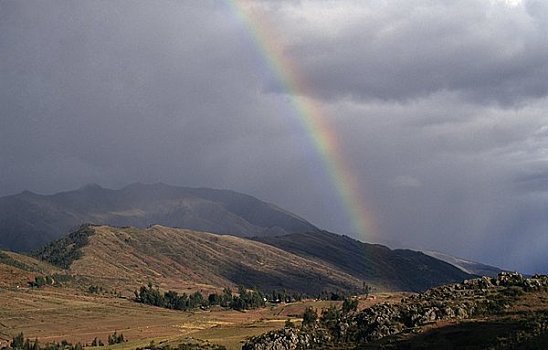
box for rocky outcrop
[242,273,548,350]
[242,328,332,350]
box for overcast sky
[1,0,547,273]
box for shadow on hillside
[362,316,548,350]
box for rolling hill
[0,249,60,288]
[32,225,474,294]
[0,183,478,294]
[254,231,474,292]
[0,183,319,252]
[33,224,364,295]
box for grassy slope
[255,231,473,292]
[35,225,365,295]
[0,250,60,288]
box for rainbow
[227,0,377,241]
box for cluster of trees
[28,276,54,288]
[87,285,122,297]
[107,331,126,345]
[87,285,104,294]
[33,225,94,269]
[268,288,368,303]
[134,282,369,313]
[268,290,305,303]
[3,332,126,350]
[90,338,104,347]
[225,286,265,310]
[90,331,126,346]
[0,251,32,271]
[134,282,208,310]
[27,274,73,289]
[136,340,226,350]
[134,283,266,311]
[3,333,83,350]
[300,297,360,341]
[316,289,361,301]
[267,288,369,303]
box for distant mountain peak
[20,190,37,197]
[78,183,104,191]
[422,250,504,278]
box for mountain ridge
[32,224,365,295]
[29,224,475,293]
[254,231,474,292]
[0,183,320,251]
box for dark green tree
[321,304,342,338]
[11,332,25,349]
[208,293,220,305]
[302,307,318,328]
[342,298,359,314]
[220,288,232,307]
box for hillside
[34,225,364,295]
[0,249,60,288]
[0,183,319,251]
[255,231,473,292]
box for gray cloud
[259,0,548,105]
[1,0,547,273]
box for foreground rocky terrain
[243,273,548,349]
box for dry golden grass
[0,251,61,288]
[61,225,365,295]
[0,286,397,350]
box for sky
[1,0,547,273]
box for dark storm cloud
[1,0,547,273]
[260,0,548,105]
[0,1,301,188]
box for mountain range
[0,183,319,251]
[255,231,473,292]
[0,183,498,293]
[27,224,470,293]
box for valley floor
[4,280,547,350]
[0,287,404,350]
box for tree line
[134,282,367,312]
[134,283,265,311]
[2,332,125,350]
